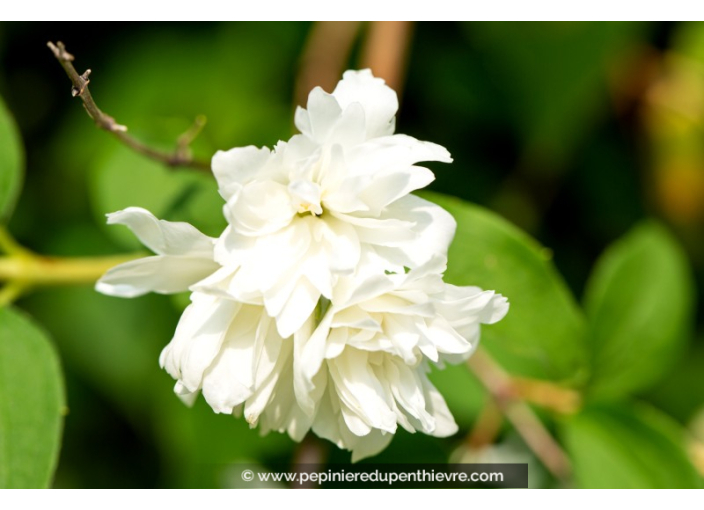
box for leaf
[0,96,24,221]
[0,307,65,488]
[465,21,645,169]
[421,191,587,383]
[561,403,701,488]
[583,222,694,399]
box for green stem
[0,282,26,307]
[0,253,143,286]
[0,226,32,257]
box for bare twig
[47,41,210,172]
[468,349,573,481]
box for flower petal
[296,87,343,144]
[106,207,215,257]
[332,69,398,139]
[211,145,274,200]
[96,255,219,297]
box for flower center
[289,179,324,217]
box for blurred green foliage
[0,307,64,488]
[1,22,703,488]
[0,96,22,220]
[583,222,694,400]
[561,403,701,488]
[424,191,587,383]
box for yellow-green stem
[0,253,143,286]
[0,226,32,256]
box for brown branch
[291,433,328,489]
[511,377,581,414]
[360,21,414,98]
[466,399,504,449]
[468,349,573,482]
[47,41,211,172]
[295,22,361,106]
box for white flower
[158,291,316,441]
[301,256,509,461]
[156,257,507,462]
[95,69,510,462]
[201,70,456,339]
[95,207,219,298]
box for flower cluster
[97,70,508,461]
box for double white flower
[97,70,508,461]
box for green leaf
[583,222,694,399]
[0,307,65,488]
[561,403,701,488]
[465,21,645,169]
[0,96,24,221]
[421,191,587,383]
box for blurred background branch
[360,21,414,97]
[295,22,361,106]
[468,349,574,481]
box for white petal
[106,207,215,257]
[325,327,350,359]
[381,314,421,364]
[289,179,323,216]
[332,70,398,139]
[173,381,199,407]
[275,277,320,339]
[320,215,361,274]
[294,310,333,415]
[423,380,458,437]
[328,349,397,434]
[420,319,471,357]
[224,181,295,236]
[259,337,318,441]
[332,212,417,248]
[201,304,263,413]
[438,286,510,327]
[330,307,381,331]
[378,194,457,265]
[168,294,239,393]
[311,386,346,448]
[96,255,219,297]
[348,134,452,174]
[243,333,290,424]
[384,358,433,432]
[230,221,312,297]
[211,145,273,199]
[298,87,342,143]
[341,274,395,309]
[350,430,393,463]
[327,101,366,148]
[357,166,435,213]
